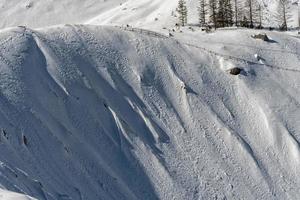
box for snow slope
[0,0,126,29]
[0,189,37,200]
[0,0,299,30]
[0,0,300,199]
[88,0,299,29]
[0,24,299,199]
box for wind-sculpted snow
[0,25,300,200]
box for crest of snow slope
[87,0,299,29]
[0,0,126,29]
[0,189,37,200]
[0,0,298,30]
[0,24,300,200]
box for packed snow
[0,0,299,200]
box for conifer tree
[217,0,226,27]
[224,0,234,26]
[253,2,264,28]
[209,0,218,29]
[198,0,208,26]
[216,0,233,27]
[177,0,188,26]
[247,0,254,28]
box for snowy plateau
[0,0,300,199]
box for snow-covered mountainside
[0,0,299,29]
[0,23,299,200]
[0,0,126,29]
[0,0,300,199]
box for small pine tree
[198,0,208,26]
[177,0,188,26]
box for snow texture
[0,0,299,200]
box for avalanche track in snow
[0,25,300,200]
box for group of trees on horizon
[176,0,295,31]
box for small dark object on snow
[229,67,242,75]
[251,33,269,41]
[169,33,174,37]
[2,129,7,137]
[23,135,28,146]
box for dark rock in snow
[251,33,270,41]
[229,67,242,75]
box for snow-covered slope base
[0,25,300,200]
[0,189,36,200]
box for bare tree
[234,0,239,26]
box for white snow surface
[0,0,299,29]
[0,0,300,200]
[0,189,36,200]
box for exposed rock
[229,67,242,75]
[251,33,269,41]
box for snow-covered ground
[0,189,36,200]
[0,0,300,200]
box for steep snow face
[0,25,300,200]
